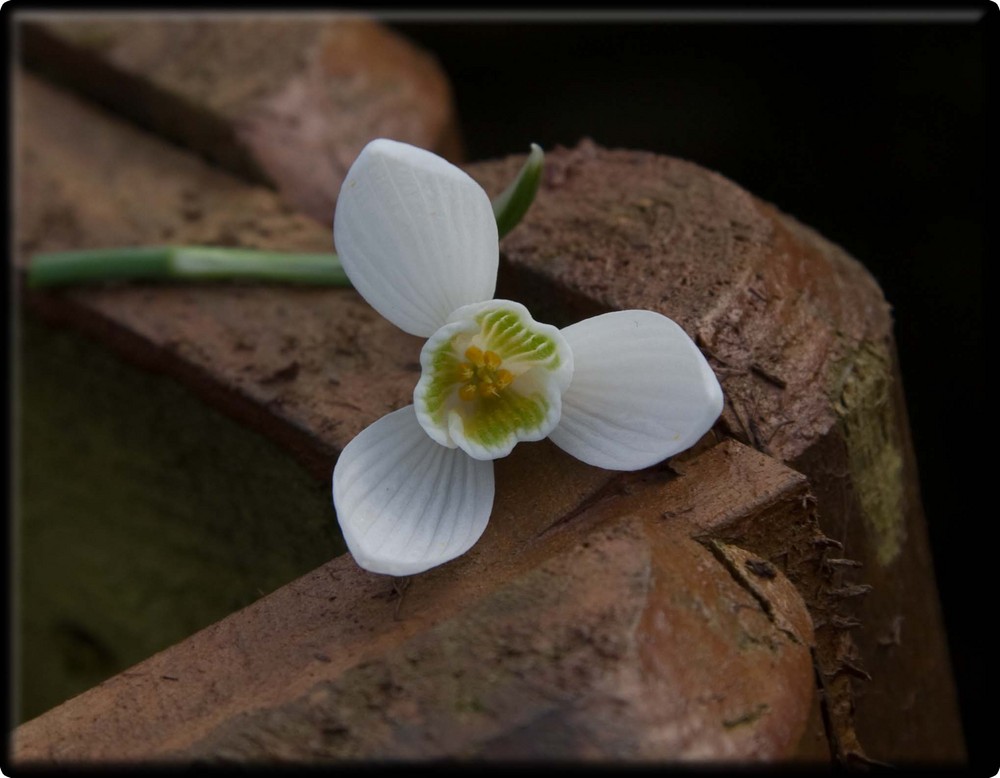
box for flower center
[457,346,514,401]
[413,299,574,461]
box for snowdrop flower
[332,139,723,576]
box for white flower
[332,139,724,576]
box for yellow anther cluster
[457,345,514,401]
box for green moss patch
[15,317,345,723]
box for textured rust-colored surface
[14,66,961,761]
[476,140,891,465]
[472,143,963,763]
[12,442,818,763]
[17,73,419,481]
[19,15,462,223]
[793,349,959,762]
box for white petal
[332,405,495,576]
[548,310,724,471]
[333,139,498,337]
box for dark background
[390,11,988,767]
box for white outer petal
[548,310,724,471]
[332,405,495,576]
[333,139,498,337]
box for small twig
[727,398,753,446]
[829,615,864,630]
[750,362,787,389]
[829,584,874,599]
[823,557,863,570]
[828,659,872,682]
[747,415,769,453]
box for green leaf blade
[492,143,544,240]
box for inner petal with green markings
[414,300,574,460]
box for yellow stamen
[465,345,485,366]
[457,346,514,402]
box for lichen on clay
[830,340,906,566]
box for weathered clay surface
[472,142,963,763]
[14,69,961,761]
[475,140,891,465]
[12,442,818,763]
[20,15,461,222]
[17,73,420,481]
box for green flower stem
[493,143,544,239]
[26,144,544,288]
[27,246,349,288]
